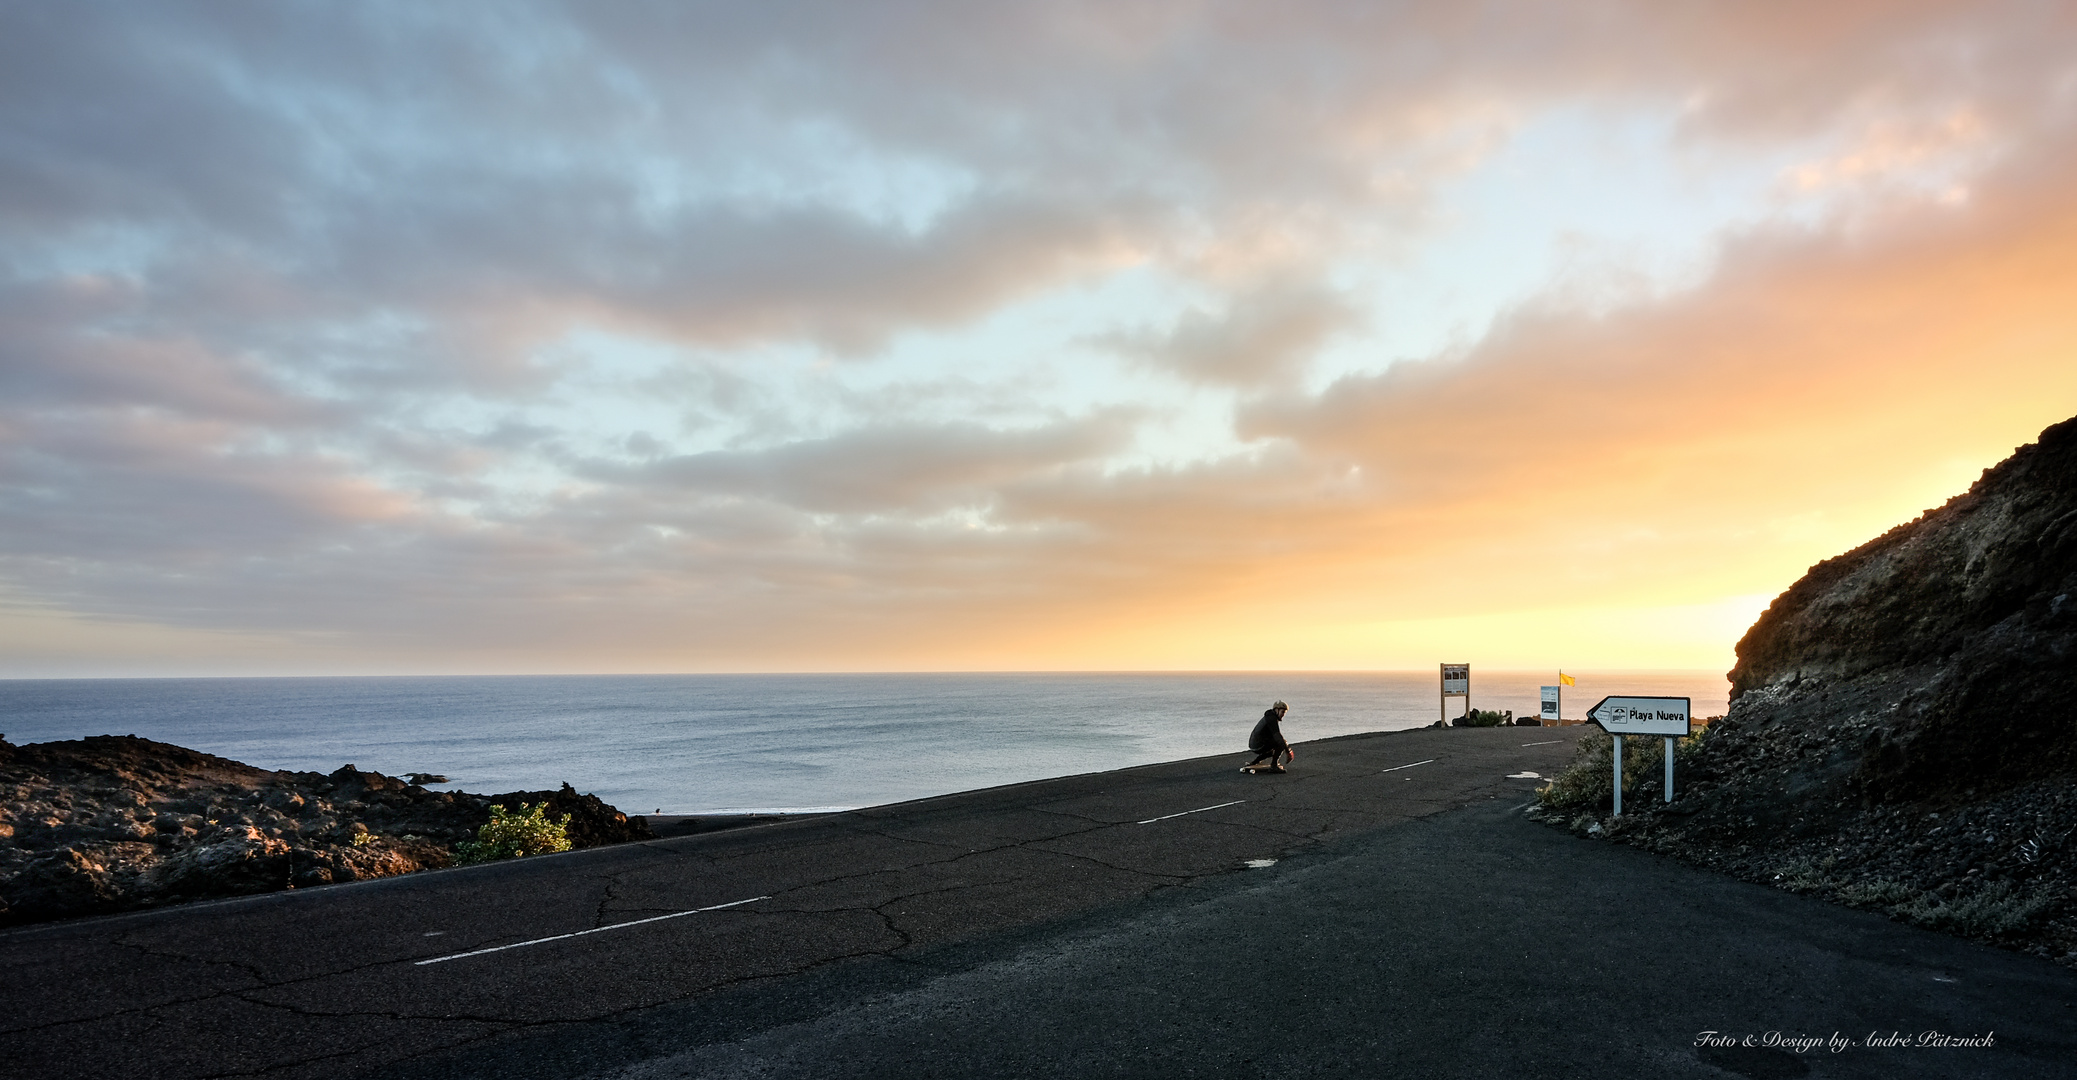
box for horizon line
[0,666,1735,682]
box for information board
[1441,664,1469,695]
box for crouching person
[1242,700,1293,774]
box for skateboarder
[1242,701,1293,773]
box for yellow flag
[1559,672,1576,686]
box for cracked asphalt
[7,725,2074,1079]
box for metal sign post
[1439,663,1470,724]
[1612,733,1623,816]
[1586,696,1692,816]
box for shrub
[1770,857,1834,894]
[1462,709,1510,727]
[1839,878,1917,908]
[1537,727,1709,811]
[1895,882,2056,938]
[455,801,573,865]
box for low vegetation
[454,802,574,864]
[1535,727,1709,813]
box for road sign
[1587,696,1692,815]
[1539,686,1561,722]
[1586,696,1692,737]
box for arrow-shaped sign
[1586,696,1692,737]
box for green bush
[1462,709,1510,727]
[1537,727,1709,811]
[455,801,573,865]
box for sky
[3,1,2076,677]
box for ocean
[0,670,1727,815]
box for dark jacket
[1248,709,1286,752]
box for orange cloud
[7,2,2077,675]
[721,128,2077,671]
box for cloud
[3,1,2076,672]
[1095,283,1359,387]
[598,414,1136,515]
[0,277,320,423]
[9,2,2053,370]
[0,407,418,567]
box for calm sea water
[0,671,1726,815]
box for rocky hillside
[1730,416,2077,801]
[0,734,650,926]
[1535,414,2077,966]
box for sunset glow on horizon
[4,3,2076,677]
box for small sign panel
[1539,686,1561,721]
[1587,696,1692,737]
[1441,664,1469,696]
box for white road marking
[1521,740,1561,746]
[414,896,769,966]
[1380,759,1434,773]
[1137,800,1245,825]
[1243,858,1277,869]
[1507,771,1543,779]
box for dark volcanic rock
[1533,415,2077,967]
[1730,414,2077,801]
[0,735,652,926]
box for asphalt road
[5,726,2073,1079]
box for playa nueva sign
[1586,696,1692,736]
[1586,696,1692,816]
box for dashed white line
[1521,740,1561,746]
[414,896,769,966]
[1137,800,1245,825]
[1380,759,1435,773]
